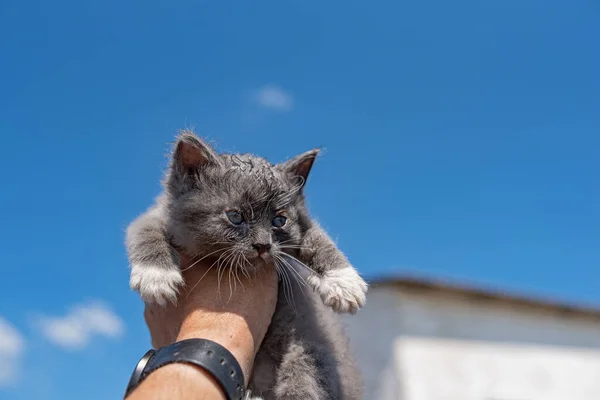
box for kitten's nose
[252,243,271,256]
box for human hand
[143,251,279,383]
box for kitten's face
[165,132,317,273]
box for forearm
[175,308,258,385]
[128,311,255,400]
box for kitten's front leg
[300,223,367,314]
[126,204,184,307]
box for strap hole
[207,350,213,356]
[220,358,225,365]
[230,369,235,376]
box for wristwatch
[124,338,245,400]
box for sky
[0,0,598,398]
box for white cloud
[255,84,294,111]
[35,301,124,350]
[0,316,25,386]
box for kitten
[126,131,367,399]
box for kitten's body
[251,279,362,399]
[126,132,367,399]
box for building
[344,276,600,400]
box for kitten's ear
[280,149,320,188]
[172,130,220,174]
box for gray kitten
[126,131,367,399]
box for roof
[367,274,600,321]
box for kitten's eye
[226,210,244,225]
[272,215,287,228]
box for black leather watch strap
[124,339,245,400]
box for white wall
[396,337,600,400]
[343,285,600,400]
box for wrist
[176,309,256,383]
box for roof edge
[366,273,600,320]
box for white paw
[307,268,368,314]
[130,264,184,307]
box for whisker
[181,247,228,272]
[279,253,314,275]
[231,251,245,295]
[274,181,304,206]
[247,191,274,207]
[274,255,295,311]
[206,240,236,246]
[240,253,252,281]
[233,253,246,292]
[231,252,239,294]
[216,250,235,300]
[275,259,288,303]
[218,250,236,301]
[279,245,311,251]
[185,248,235,299]
[275,253,309,303]
[228,262,234,303]
[277,238,302,246]
[282,261,309,292]
[277,254,303,309]
[284,265,297,311]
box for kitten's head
[165,130,318,272]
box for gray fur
[126,130,367,399]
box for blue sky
[0,0,598,398]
